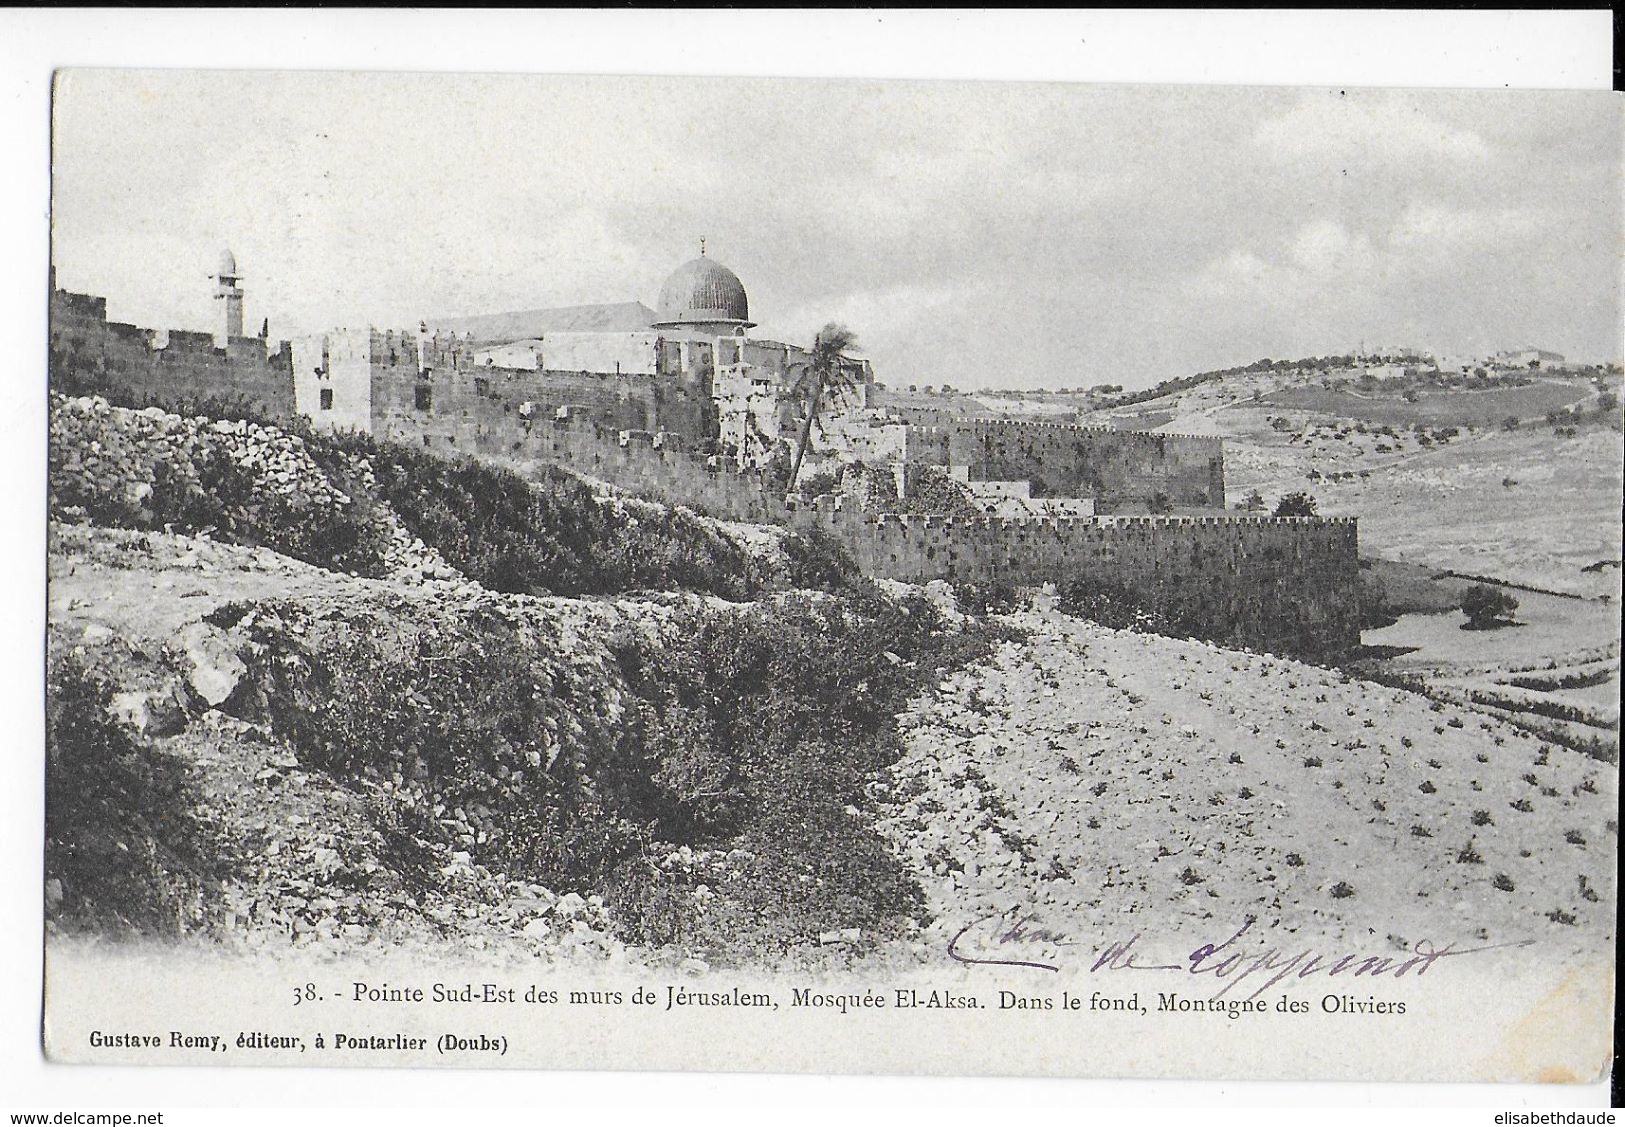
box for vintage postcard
[41,68,1619,1082]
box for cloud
[1255,92,1491,163]
[1290,220,1379,274]
[772,284,960,348]
[48,73,1621,390]
[1388,202,1549,252]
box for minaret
[215,249,244,345]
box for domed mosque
[652,246,756,336]
[419,241,870,464]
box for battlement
[105,322,155,346]
[53,290,108,319]
[160,329,221,353]
[834,510,1354,534]
[898,416,1226,510]
[50,284,295,418]
[906,416,1222,444]
[45,281,1358,658]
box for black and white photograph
[14,11,1621,1107]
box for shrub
[602,591,1002,954]
[1058,576,1182,636]
[1358,572,1394,629]
[327,436,770,599]
[955,580,1022,617]
[781,524,869,597]
[230,599,642,893]
[45,652,239,936]
[1460,584,1519,630]
[1273,492,1318,517]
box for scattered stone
[108,687,187,736]
[171,621,247,706]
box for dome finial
[699,237,706,257]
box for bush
[781,524,869,597]
[48,397,390,577]
[1460,584,1518,630]
[955,580,1022,617]
[223,579,1004,958]
[1358,572,1394,629]
[233,599,649,889]
[603,592,984,954]
[1273,491,1318,518]
[45,652,239,936]
[304,431,774,599]
[1058,576,1178,635]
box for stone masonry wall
[818,509,1359,657]
[294,327,714,451]
[459,414,1360,656]
[902,419,1226,510]
[51,289,295,418]
[46,287,1354,656]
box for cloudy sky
[52,70,1621,390]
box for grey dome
[654,256,753,328]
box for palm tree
[784,322,860,495]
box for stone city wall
[50,288,295,418]
[450,414,1361,655]
[806,507,1359,656]
[901,419,1226,510]
[292,328,715,450]
[45,287,1356,656]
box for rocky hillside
[46,395,1014,966]
[878,606,1617,964]
[45,394,1617,973]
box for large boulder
[170,621,247,707]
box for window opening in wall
[319,388,333,411]
[422,435,432,447]
[415,385,432,411]
[475,377,490,398]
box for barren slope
[878,607,1617,963]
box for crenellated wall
[46,283,1356,657]
[901,418,1226,510]
[450,412,1360,656]
[50,288,295,418]
[808,508,1358,656]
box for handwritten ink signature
[947,911,1533,1000]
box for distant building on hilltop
[1493,346,1566,370]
